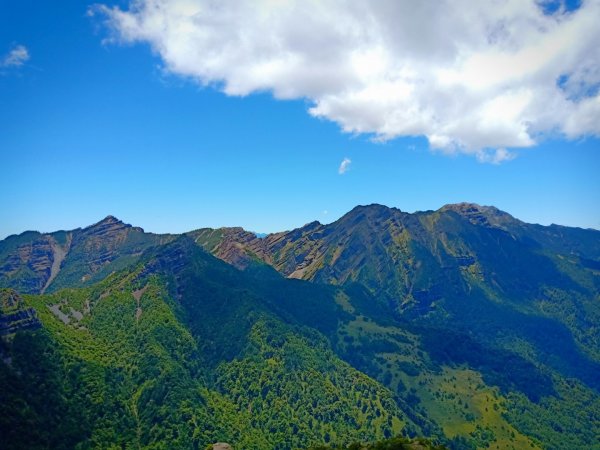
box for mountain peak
[351,203,397,212]
[345,203,400,217]
[303,220,322,229]
[82,215,134,235]
[441,202,488,213]
[99,215,123,225]
[339,204,401,224]
[439,203,517,228]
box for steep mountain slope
[0,216,174,294]
[189,203,600,448]
[193,203,599,311]
[192,203,600,378]
[2,205,599,449]
[1,238,426,450]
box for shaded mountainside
[1,204,600,449]
[0,238,425,449]
[193,203,600,380]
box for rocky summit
[0,216,174,294]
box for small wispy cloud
[476,148,515,164]
[1,45,30,68]
[338,158,351,175]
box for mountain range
[1,203,599,449]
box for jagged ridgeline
[1,203,600,449]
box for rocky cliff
[0,289,40,336]
[0,216,174,294]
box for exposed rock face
[194,204,411,288]
[0,289,22,309]
[41,234,72,294]
[0,234,56,293]
[71,216,135,273]
[439,202,520,229]
[2,205,600,312]
[23,238,54,274]
[0,289,41,336]
[0,308,40,336]
[212,443,232,450]
[190,227,271,270]
[188,203,600,318]
[0,216,174,294]
[47,216,174,291]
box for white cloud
[93,0,600,162]
[1,45,30,68]
[338,157,352,174]
[476,148,516,164]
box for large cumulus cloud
[93,0,600,162]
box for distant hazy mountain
[1,204,599,449]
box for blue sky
[1,0,599,238]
